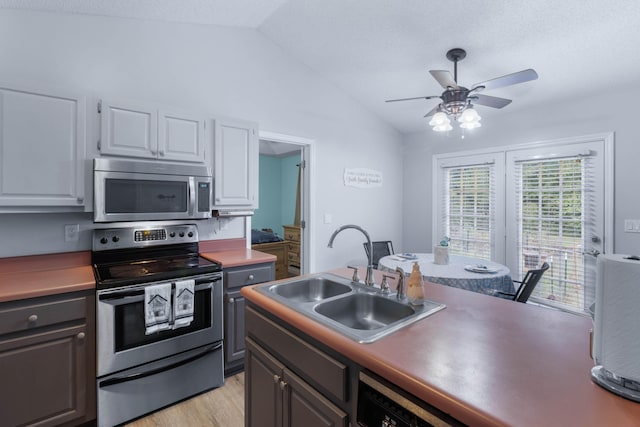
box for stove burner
[91,225,222,289]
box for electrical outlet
[65,224,79,242]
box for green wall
[253,153,301,238]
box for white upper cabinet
[158,109,206,163]
[0,84,86,209]
[99,99,205,163]
[212,117,258,209]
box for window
[434,152,505,262]
[443,164,493,258]
[434,134,612,314]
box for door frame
[256,130,316,274]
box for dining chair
[494,262,549,303]
[363,241,394,269]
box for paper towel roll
[593,254,640,382]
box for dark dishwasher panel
[357,371,465,427]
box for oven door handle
[99,342,222,388]
[99,279,218,302]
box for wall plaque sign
[343,168,383,188]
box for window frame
[432,133,614,314]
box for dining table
[378,253,515,295]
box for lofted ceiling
[3,0,640,134]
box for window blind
[440,163,495,260]
[513,154,596,311]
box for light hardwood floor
[125,373,244,427]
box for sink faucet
[395,267,406,300]
[327,224,375,287]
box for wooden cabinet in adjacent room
[283,225,301,276]
[0,290,96,427]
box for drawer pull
[248,274,255,280]
[77,332,86,340]
[28,314,38,323]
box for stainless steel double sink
[255,273,446,343]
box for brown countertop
[0,251,95,302]
[0,238,274,302]
[201,248,276,268]
[242,268,640,427]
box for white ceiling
[3,0,640,134]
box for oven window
[105,178,188,214]
[114,288,212,352]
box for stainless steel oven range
[92,224,223,427]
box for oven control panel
[135,229,167,242]
[93,224,199,251]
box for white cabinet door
[0,84,85,208]
[99,100,205,163]
[158,109,206,163]
[212,118,258,208]
[99,99,157,159]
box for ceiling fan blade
[424,105,440,118]
[385,95,440,103]
[472,69,538,91]
[429,70,459,89]
[473,94,512,109]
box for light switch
[624,219,640,233]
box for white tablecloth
[379,253,514,295]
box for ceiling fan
[386,48,538,130]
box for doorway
[252,131,314,278]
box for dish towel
[173,279,195,329]
[145,282,172,335]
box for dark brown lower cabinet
[224,262,275,376]
[245,337,347,427]
[0,290,96,427]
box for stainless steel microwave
[94,158,212,222]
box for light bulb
[429,112,450,127]
[458,108,481,123]
[460,121,482,129]
[433,122,453,132]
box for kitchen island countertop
[242,268,640,427]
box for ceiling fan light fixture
[433,122,453,132]
[458,107,481,124]
[460,120,482,130]
[429,111,450,127]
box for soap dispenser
[407,261,425,305]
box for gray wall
[402,86,640,256]
[0,9,404,272]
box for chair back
[363,241,394,268]
[513,262,550,303]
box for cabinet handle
[159,151,165,156]
[28,314,38,323]
[77,197,84,203]
[279,380,287,391]
[248,274,255,280]
[77,332,85,340]
[273,374,280,384]
[229,297,235,304]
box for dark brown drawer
[0,295,87,336]
[225,264,274,290]
[246,306,347,402]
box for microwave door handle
[188,177,195,216]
